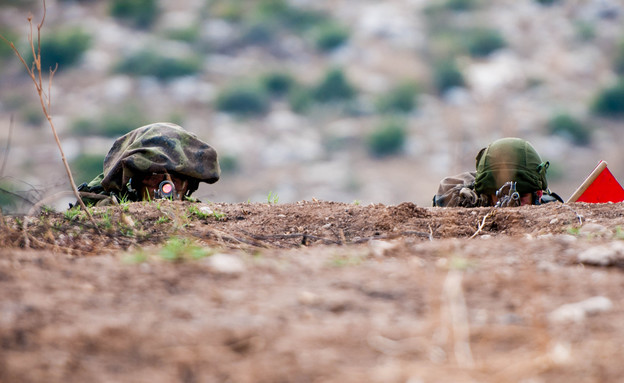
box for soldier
[433,137,562,207]
[78,122,220,205]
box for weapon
[495,181,520,207]
[155,180,176,199]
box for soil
[1,200,624,383]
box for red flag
[568,161,624,203]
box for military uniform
[79,122,220,204]
[433,138,559,207]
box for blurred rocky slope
[1,0,623,212]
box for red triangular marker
[567,161,624,203]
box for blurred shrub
[29,27,91,71]
[375,82,419,114]
[366,119,407,158]
[21,104,44,127]
[313,68,356,103]
[261,71,296,97]
[444,0,479,11]
[166,25,201,43]
[0,28,17,62]
[574,21,595,42]
[613,38,624,76]
[72,104,149,137]
[115,49,202,81]
[434,59,465,94]
[547,113,592,146]
[288,86,314,114]
[238,21,278,46]
[465,28,506,57]
[216,83,270,116]
[0,179,19,213]
[534,0,559,5]
[310,21,349,52]
[110,0,159,29]
[256,0,327,33]
[71,154,105,184]
[591,80,624,118]
[218,154,240,174]
[0,0,36,6]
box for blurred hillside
[1,0,624,212]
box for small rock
[548,296,613,324]
[200,206,213,215]
[369,240,398,257]
[579,223,609,237]
[550,218,559,224]
[205,253,246,275]
[577,241,624,266]
[298,291,320,305]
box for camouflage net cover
[84,122,220,200]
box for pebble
[548,296,613,323]
[205,253,246,275]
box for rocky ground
[1,200,624,382]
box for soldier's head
[474,137,549,205]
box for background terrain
[1,0,624,211]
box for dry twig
[0,0,100,233]
[469,209,494,239]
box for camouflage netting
[83,122,220,199]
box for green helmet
[474,137,549,195]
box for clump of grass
[158,236,212,261]
[64,208,83,221]
[267,191,279,204]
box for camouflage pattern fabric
[474,137,548,195]
[81,122,220,202]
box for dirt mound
[1,201,624,382]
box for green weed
[158,237,212,261]
[267,191,279,204]
[64,208,83,221]
[156,216,170,225]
